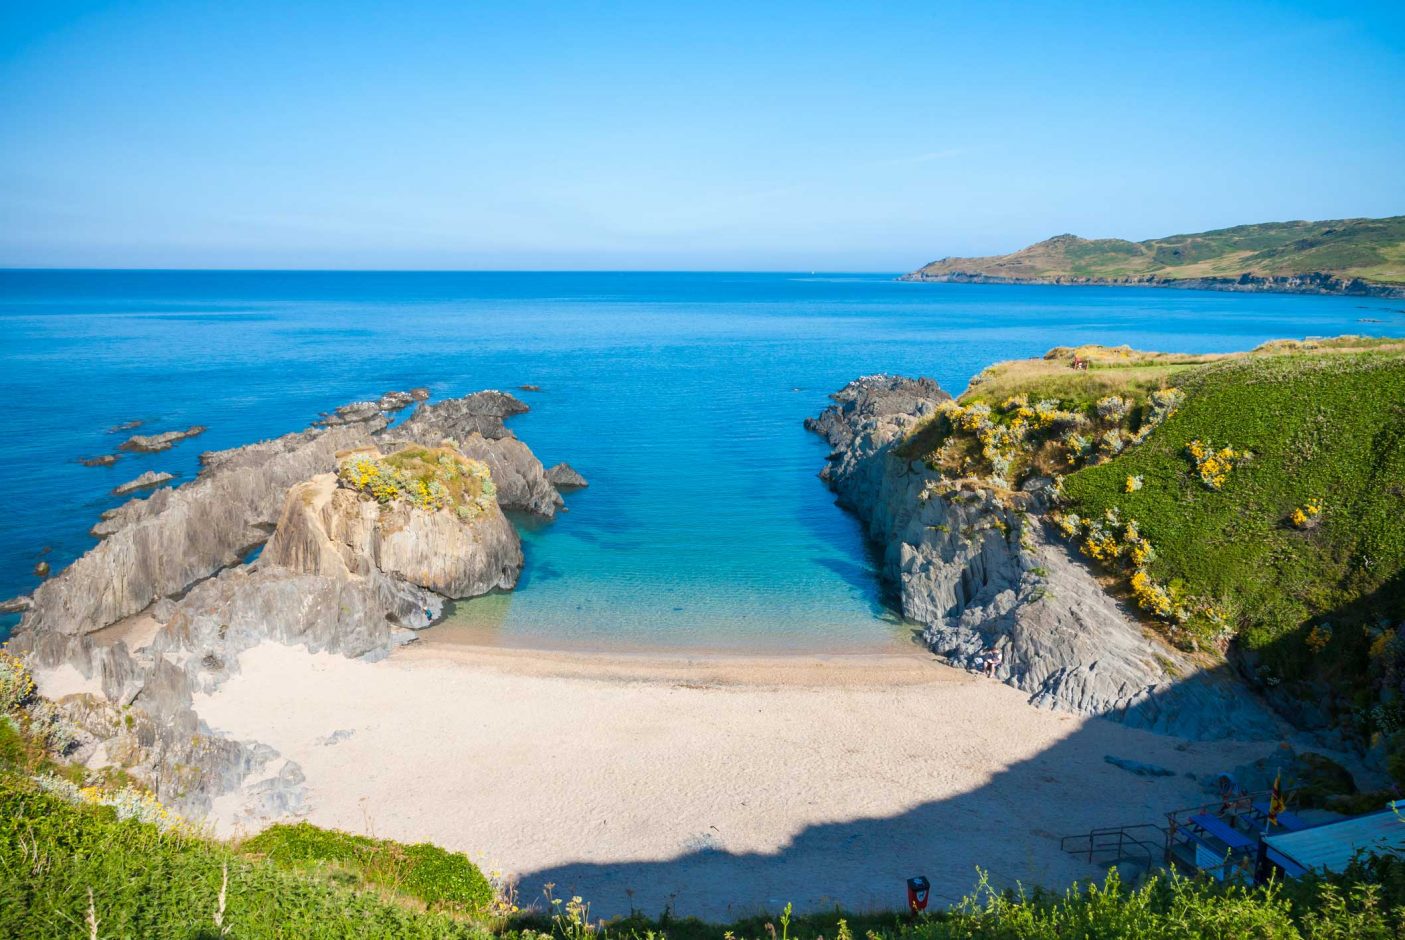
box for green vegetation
[899,337,1405,777]
[908,215,1405,287]
[3,766,1403,939]
[0,771,492,939]
[243,821,495,912]
[339,444,498,519]
[1058,345,1405,757]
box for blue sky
[1,0,1402,270]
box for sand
[194,639,1286,921]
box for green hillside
[906,216,1405,290]
[897,337,1405,774]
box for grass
[911,215,1405,287]
[1056,345,1405,750]
[3,766,1403,939]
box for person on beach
[983,646,1003,677]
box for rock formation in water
[807,375,1279,740]
[546,462,588,488]
[112,470,174,496]
[120,426,207,452]
[9,388,572,818]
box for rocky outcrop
[264,471,522,600]
[808,375,1279,740]
[10,389,571,817]
[80,454,119,467]
[23,415,388,637]
[112,470,174,496]
[546,462,588,488]
[120,426,207,452]
[387,391,563,516]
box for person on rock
[982,645,1003,677]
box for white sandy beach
[192,640,1285,921]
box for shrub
[242,821,493,913]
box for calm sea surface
[3,271,1402,651]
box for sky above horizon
[1,1,1403,271]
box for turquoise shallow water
[2,271,1403,651]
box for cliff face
[808,375,1280,740]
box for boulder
[80,454,119,467]
[112,470,174,496]
[546,462,589,489]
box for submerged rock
[80,454,119,467]
[808,374,1280,740]
[107,419,144,433]
[119,426,207,453]
[546,462,588,488]
[112,470,175,496]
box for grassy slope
[1057,346,1405,741]
[1061,350,1405,658]
[910,215,1405,286]
[0,770,492,939]
[2,769,1402,940]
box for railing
[1060,823,1169,868]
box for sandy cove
[190,639,1284,922]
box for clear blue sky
[1,0,1402,270]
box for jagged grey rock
[808,374,1280,740]
[112,470,174,496]
[120,426,207,452]
[546,462,588,488]
[23,416,387,636]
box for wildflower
[1125,474,1143,493]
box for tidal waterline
[3,271,1401,650]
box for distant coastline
[902,215,1405,299]
[898,269,1405,298]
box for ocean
[3,270,1401,651]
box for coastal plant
[1124,474,1143,493]
[0,650,36,714]
[1186,438,1243,490]
[339,446,498,520]
[1290,498,1324,529]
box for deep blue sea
[3,271,1403,651]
